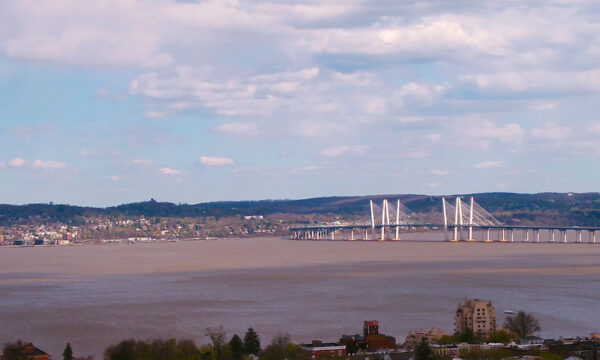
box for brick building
[363,321,396,351]
[301,340,347,359]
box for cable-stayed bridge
[289,197,600,243]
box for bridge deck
[289,224,600,231]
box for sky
[1,0,599,206]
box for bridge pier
[500,228,507,242]
[486,228,491,242]
[510,229,514,242]
[525,229,529,242]
[576,230,582,243]
[452,226,459,242]
[551,230,555,242]
[467,225,474,241]
[562,229,567,243]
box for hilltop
[1,192,600,227]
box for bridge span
[288,197,600,243]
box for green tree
[104,339,139,360]
[259,333,294,360]
[229,335,245,360]
[177,339,202,360]
[63,343,73,360]
[487,330,512,345]
[503,311,541,340]
[284,343,303,360]
[437,335,457,345]
[345,340,357,354]
[456,328,475,344]
[103,338,202,360]
[2,340,27,360]
[243,328,261,356]
[199,344,215,360]
[415,341,435,360]
[540,352,564,360]
[462,349,511,360]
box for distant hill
[1,192,600,226]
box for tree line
[2,327,311,360]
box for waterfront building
[455,299,497,336]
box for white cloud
[430,169,450,176]
[143,110,166,119]
[588,121,600,134]
[391,82,448,109]
[321,145,368,158]
[363,96,387,115]
[159,167,180,175]
[462,69,600,94]
[110,175,119,181]
[531,102,557,111]
[128,66,347,121]
[302,15,508,58]
[216,122,261,135]
[33,159,67,169]
[200,156,234,166]
[465,121,524,145]
[8,158,26,167]
[530,123,572,140]
[475,161,505,169]
[293,121,345,137]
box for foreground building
[301,340,347,359]
[6,343,51,360]
[455,299,496,336]
[340,321,396,352]
[363,320,396,351]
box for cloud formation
[1,0,600,203]
[475,161,505,169]
[33,159,67,169]
[8,158,26,167]
[159,167,180,175]
[200,156,235,166]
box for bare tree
[503,311,541,339]
[206,326,227,359]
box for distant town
[4,298,598,360]
[0,213,296,246]
[2,192,600,246]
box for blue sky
[1,0,599,206]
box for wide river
[1,237,599,358]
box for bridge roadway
[289,224,600,242]
[289,224,600,231]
